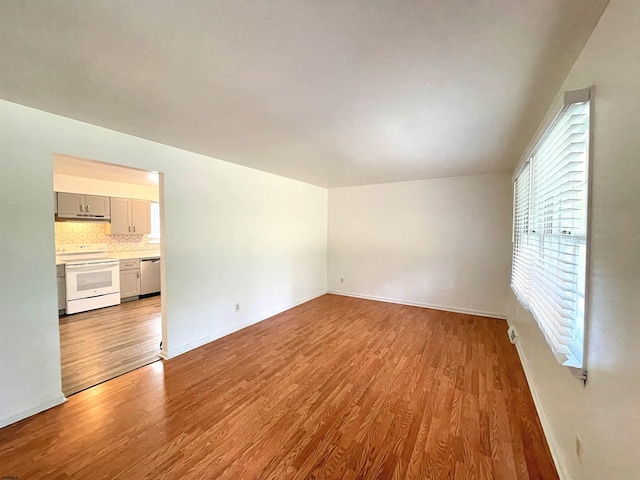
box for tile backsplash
[54,222,159,252]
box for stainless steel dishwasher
[140,257,161,295]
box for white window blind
[512,162,531,304]
[511,91,591,370]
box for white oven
[57,244,121,314]
[65,259,120,314]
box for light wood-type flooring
[59,295,162,396]
[1,294,557,479]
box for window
[148,201,161,243]
[511,88,591,372]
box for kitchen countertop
[109,251,161,260]
[55,250,160,265]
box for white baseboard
[162,291,327,360]
[0,394,67,429]
[327,290,507,320]
[506,316,566,480]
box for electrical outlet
[507,325,518,344]
[234,303,240,312]
[575,434,583,464]
[340,278,344,283]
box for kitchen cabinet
[119,258,140,299]
[110,198,151,234]
[56,192,110,217]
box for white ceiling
[54,154,159,187]
[0,1,609,187]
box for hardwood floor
[1,294,557,479]
[59,295,162,396]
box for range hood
[55,212,110,221]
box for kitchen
[53,154,163,396]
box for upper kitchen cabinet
[56,192,111,219]
[110,198,151,234]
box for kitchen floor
[59,295,161,396]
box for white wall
[328,173,512,317]
[0,100,327,427]
[507,0,640,478]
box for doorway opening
[53,154,166,396]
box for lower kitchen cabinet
[119,259,141,299]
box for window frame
[148,201,161,244]
[511,86,593,380]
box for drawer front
[119,258,140,271]
[56,264,65,278]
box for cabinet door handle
[87,204,90,212]
[137,271,140,278]
[80,204,84,212]
[133,226,136,233]
[128,226,131,233]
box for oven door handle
[66,261,119,269]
